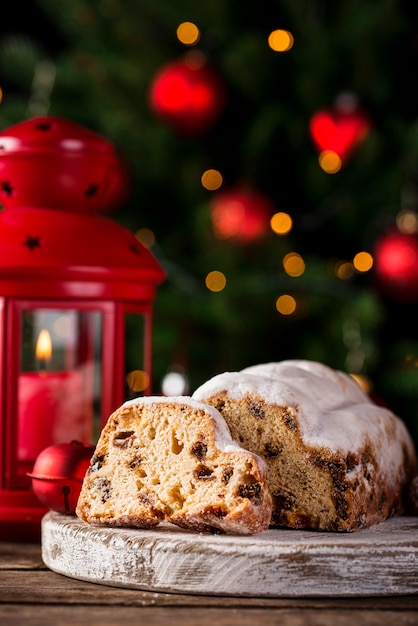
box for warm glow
[275,294,296,315]
[135,228,155,248]
[177,22,200,45]
[36,329,52,362]
[283,252,305,277]
[397,209,418,234]
[336,261,354,279]
[353,251,373,272]
[0,87,3,103]
[350,373,372,395]
[201,169,223,190]
[126,369,150,393]
[318,150,342,173]
[271,211,292,235]
[268,29,294,52]
[205,270,226,292]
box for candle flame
[36,329,52,362]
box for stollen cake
[76,396,272,535]
[192,360,417,532]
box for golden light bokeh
[268,29,294,52]
[396,209,418,234]
[0,87,3,103]
[335,260,354,280]
[318,150,342,174]
[275,294,296,315]
[126,369,150,393]
[135,228,155,248]
[201,168,223,191]
[353,251,373,272]
[205,270,226,292]
[283,252,305,277]
[270,211,292,235]
[350,373,372,395]
[177,22,200,45]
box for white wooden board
[41,512,418,598]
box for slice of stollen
[76,396,272,535]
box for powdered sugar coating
[192,360,416,479]
[122,395,254,456]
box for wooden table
[1,540,418,626]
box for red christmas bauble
[210,186,275,243]
[310,95,371,161]
[148,53,226,135]
[0,116,130,213]
[374,230,418,301]
[28,440,95,514]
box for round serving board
[41,512,418,598]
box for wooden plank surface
[1,604,418,626]
[41,512,418,598]
[1,539,418,626]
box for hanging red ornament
[374,229,418,301]
[309,94,371,162]
[28,440,95,515]
[148,52,226,135]
[210,186,275,244]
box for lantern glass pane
[124,313,148,400]
[15,309,102,486]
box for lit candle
[17,329,91,465]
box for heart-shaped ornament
[310,103,371,161]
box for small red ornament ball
[374,230,418,301]
[29,440,95,514]
[148,53,226,135]
[210,187,275,243]
[310,94,371,161]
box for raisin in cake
[76,396,272,535]
[192,360,417,532]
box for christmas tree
[1,0,418,446]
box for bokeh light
[201,168,223,190]
[318,150,342,174]
[275,294,296,315]
[335,260,354,280]
[177,22,200,45]
[135,228,156,248]
[126,369,150,393]
[205,270,226,292]
[268,29,294,52]
[353,251,373,272]
[283,252,305,277]
[161,369,189,395]
[0,87,3,103]
[271,211,292,235]
[397,209,418,234]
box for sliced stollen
[192,360,417,532]
[76,396,272,535]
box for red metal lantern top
[0,116,166,299]
[0,206,165,300]
[0,116,130,213]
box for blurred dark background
[1,0,418,446]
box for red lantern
[0,116,130,213]
[210,186,275,243]
[374,229,418,301]
[148,53,226,135]
[28,441,95,515]
[0,117,166,541]
[310,94,371,162]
